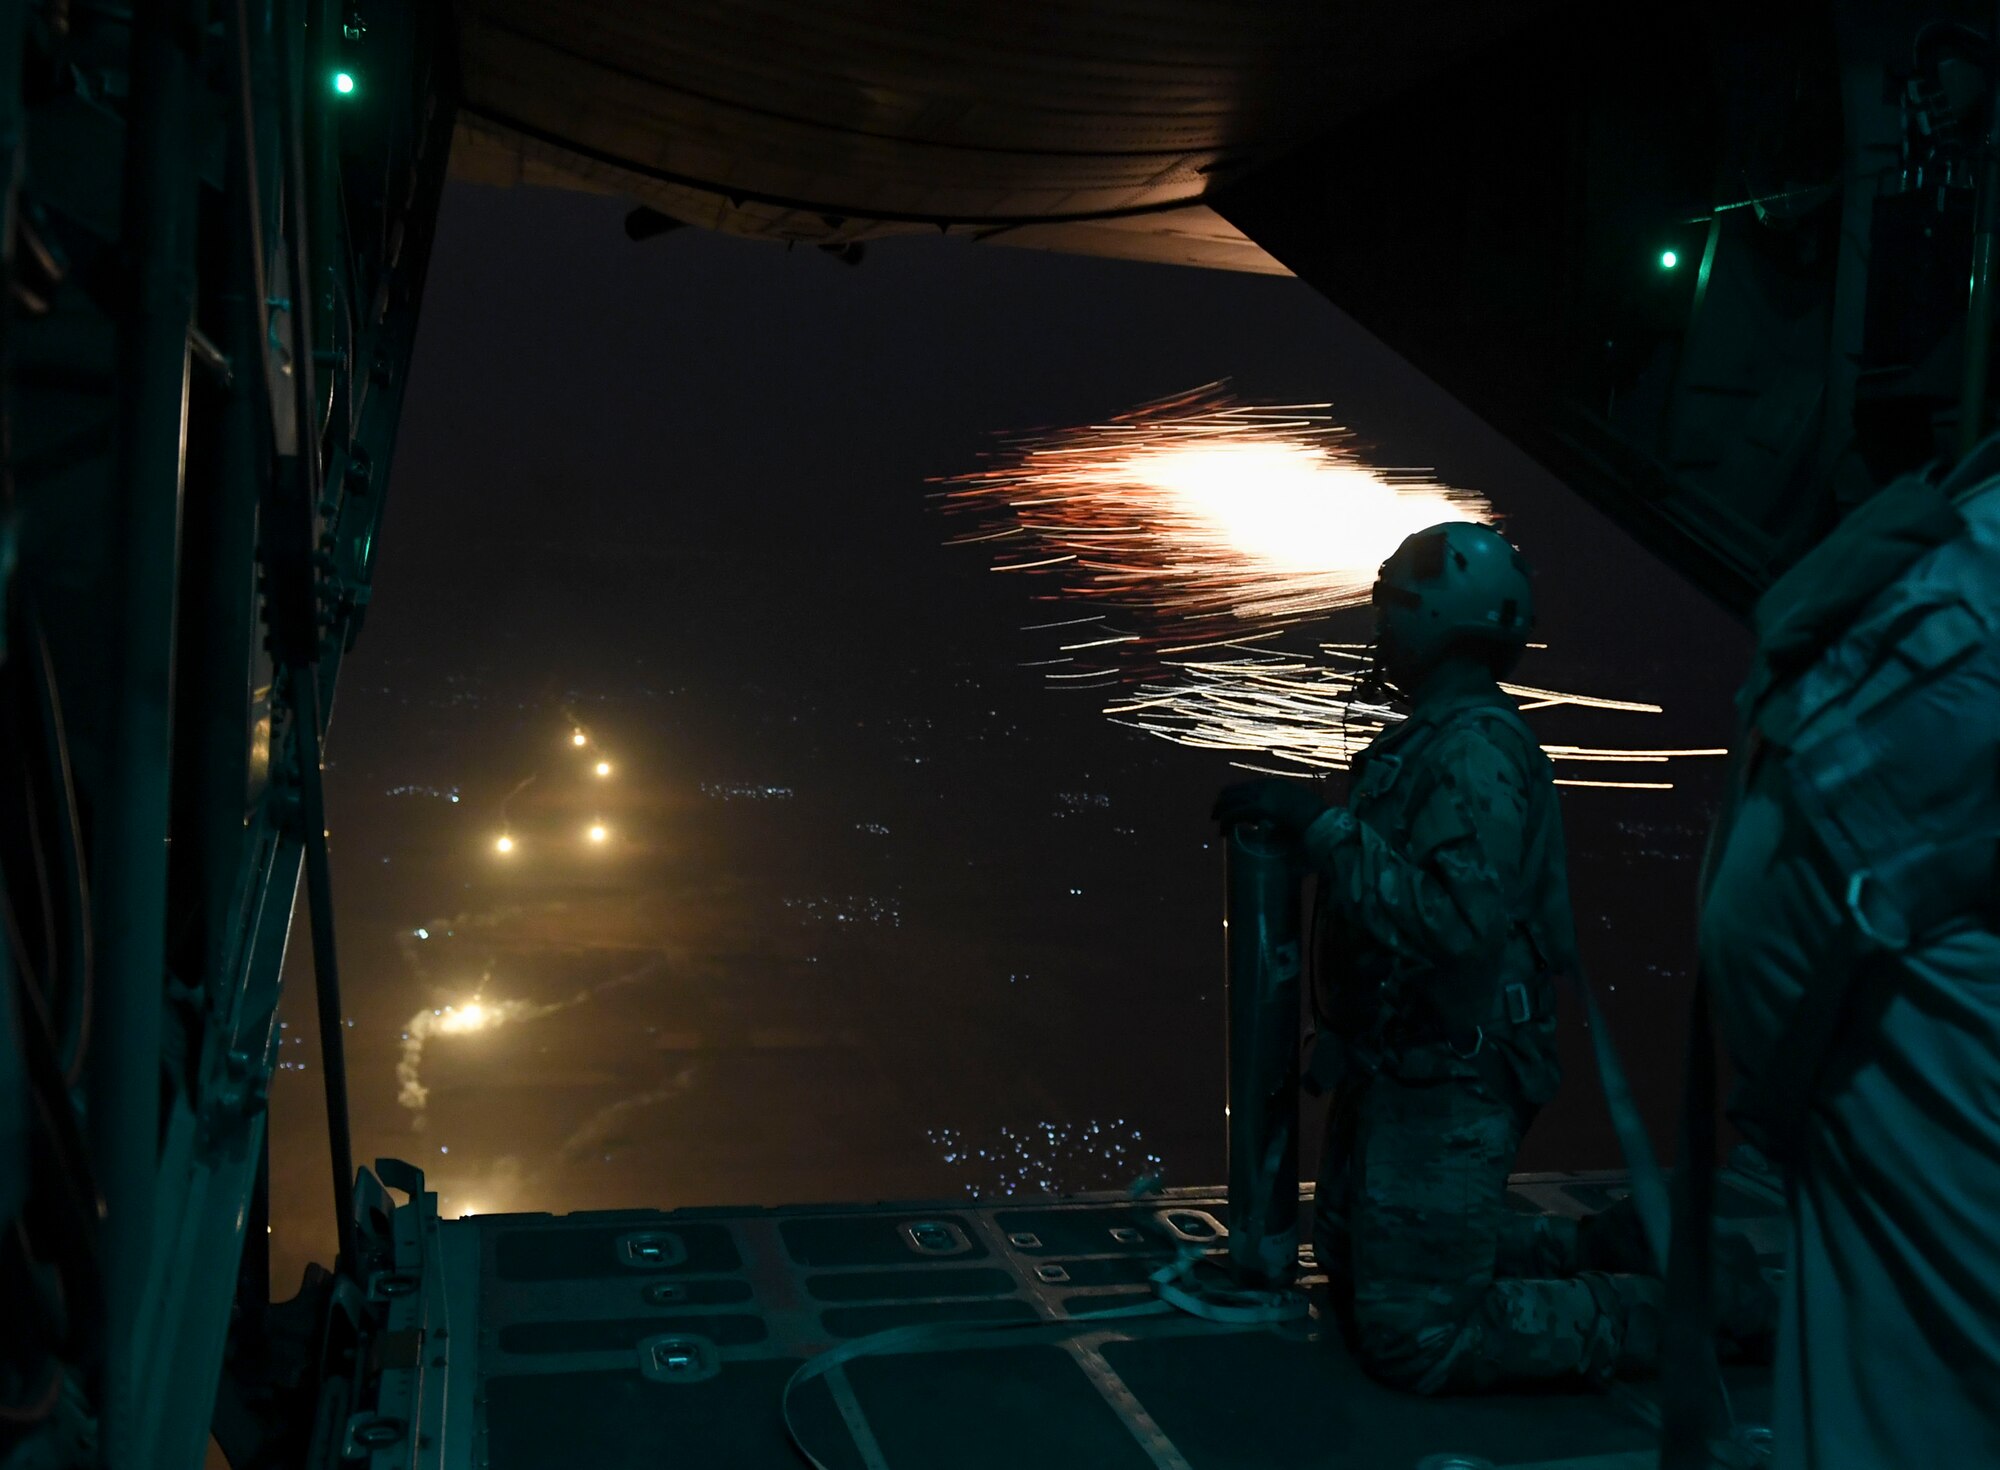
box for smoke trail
[396,956,665,1129]
[557,1067,697,1165]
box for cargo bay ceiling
[448,1,1550,272]
[449,1,1933,613]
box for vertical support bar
[305,0,341,413]
[295,676,357,1270]
[1821,2,1909,508]
[1960,0,2000,461]
[0,0,26,1241]
[274,0,358,1277]
[174,136,264,1012]
[0,882,22,1234]
[97,1,200,1460]
[1221,822,1301,1289]
[241,1127,271,1308]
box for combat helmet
[1371,521,1535,681]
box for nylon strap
[1565,968,1671,1274]
[781,1301,1179,1470]
[1566,961,1749,1468]
[1660,963,1734,1470]
[1149,1250,1311,1326]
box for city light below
[594,760,612,777]
[572,730,588,747]
[494,834,515,855]
[587,822,608,844]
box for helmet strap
[1353,642,1390,707]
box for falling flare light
[594,760,612,777]
[571,730,588,747]
[494,834,515,855]
[437,1001,489,1035]
[587,822,608,844]
[332,70,356,95]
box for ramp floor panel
[446,1171,1785,1470]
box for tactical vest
[1315,696,1572,1109]
[1701,471,2000,1160]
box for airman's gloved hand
[1211,778,1328,839]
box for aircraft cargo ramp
[374,1170,1785,1470]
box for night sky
[264,180,1748,1292]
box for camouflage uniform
[1306,687,1661,1393]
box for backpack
[1702,462,2000,1160]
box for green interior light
[1659,249,1679,270]
[333,71,356,95]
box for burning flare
[938,384,1488,629]
[940,384,1723,790]
[397,995,561,1126]
[394,958,666,1129]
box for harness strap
[781,1301,1180,1470]
[1659,962,1744,1470]
[1564,966,1672,1273]
[1150,1253,1312,1326]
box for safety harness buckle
[1503,981,1533,1026]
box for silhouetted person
[1219,522,1773,1391]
